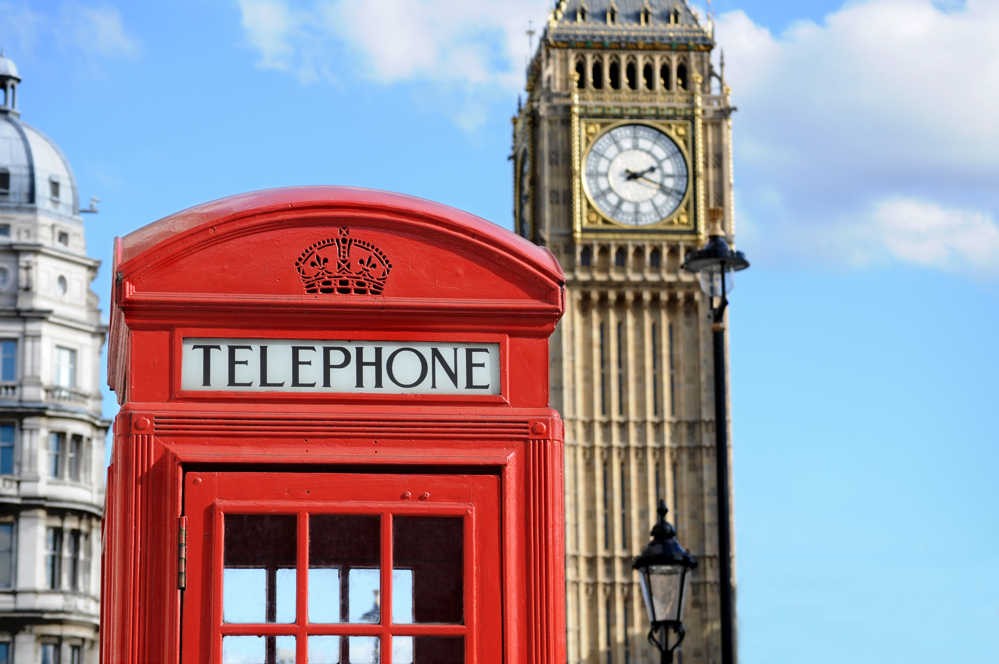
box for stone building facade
[513,2,738,662]
[0,55,108,664]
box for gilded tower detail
[513,2,737,663]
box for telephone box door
[182,471,502,664]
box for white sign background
[181,338,501,395]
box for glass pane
[223,635,296,663]
[348,636,379,664]
[307,636,340,664]
[309,515,380,624]
[390,569,413,623]
[413,637,463,663]
[224,514,297,623]
[307,568,340,623]
[393,516,463,624]
[348,569,380,623]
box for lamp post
[632,500,697,664]
[681,220,749,664]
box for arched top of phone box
[113,186,564,324]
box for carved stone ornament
[295,227,392,295]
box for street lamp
[681,216,749,664]
[632,500,697,664]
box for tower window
[602,458,611,547]
[651,321,661,417]
[57,231,69,246]
[668,322,677,416]
[0,425,13,474]
[49,177,60,201]
[609,60,621,90]
[626,61,637,90]
[616,321,625,416]
[607,7,617,24]
[672,8,682,24]
[580,246,592,267]
[661,63,672,91]
[577,6,587,22]
[677,63,689,91]
[650,248,662,268]
[0,169,9,194]
[643,62,654,90]
[614,247,626,267]
[591,59,603,89]
[599,322,608,416]
[641,7,651,25]
[575,58,586,89]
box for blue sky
[3,0,997,662]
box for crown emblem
[295,228,392,295]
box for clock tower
[513,2,737,663]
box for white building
[0,54,108,664]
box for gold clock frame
[572,117,701,238]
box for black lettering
[258,346,285,387]
[430,347,459,389]
[191,344,221,387]
[387,347,428,389]
[227,345,253,387]
[355,346,383,389]
[322,346,351,388]
[464,347,491,390]
[291,346,316,387]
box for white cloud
[62,4,140,58]
[717,0,999,277]
[236,0,550,119]
[867,198,999,276]
[0,2,139,62]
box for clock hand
[624,166,656,181]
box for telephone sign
[102,188,566,664]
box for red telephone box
[102,188,566,664]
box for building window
[0,169,9,194]
[0,425,13,474]
[46,527,62,589]
[0,340,15,382]
[54,346,77,389]
[0,641,9,664]
[41,642,60,664]
[56,231,69,247]
[68,530,81,590]
[0,522,13,588]
[49,433,84,481]
[0,224,9,237]
[49,178,60,202]
[69,645,81,664]
[80,532,91,591]
[49,433,64,478]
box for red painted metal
[102,187,566,663]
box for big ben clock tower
[513,2,738,663]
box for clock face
[583,124,689,226]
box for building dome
[0,54,19,79]
[0,55,80,217]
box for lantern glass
[639,564,687,624]
[698,268,736,298]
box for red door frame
[183,470,502,663]
[102,188,566,664]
